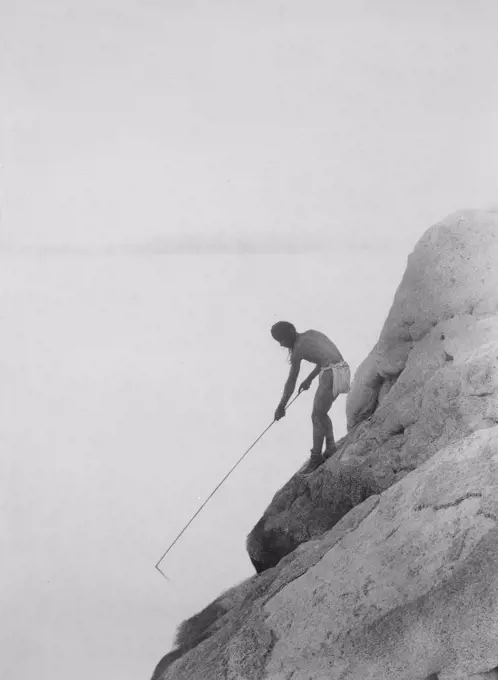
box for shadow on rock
[246,436,388,572]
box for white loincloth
[320,360,351,399]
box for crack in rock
[414,492,482,512]
[477,509,498,523]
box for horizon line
[0,238,384,256]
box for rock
[155,428,498,679]
[246,440,386,572]
[260,428,498,680]
[153,494,382,679]
[246,209,498,572]
[347,208,498,429]
[152,209,498,679]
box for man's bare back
[291,330,343,368]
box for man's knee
[312,410,325,426]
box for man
[271,321,350,472]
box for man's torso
[292,330,343,367]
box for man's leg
[311,373,335,456]
[323,414,336,458]
[311,410,325,456]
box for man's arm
[300,365,321,391]
[278,360,301,409]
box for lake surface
[0,249,403,680]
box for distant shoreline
[0,241,383,256]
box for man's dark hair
[271,321,297,347]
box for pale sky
[2,0,498,250]
[1,2,498,680]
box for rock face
[247,208,498,572]
[347,208,498,430]
[152,209,498,680]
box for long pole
[154,391,303,581]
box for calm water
[0,250,403,680]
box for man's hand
[274,404,286,421]
[299,378,312,393]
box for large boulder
[347,208,498,430]
[155,428,498,679]
[152,208,498,679]
[247,208,498,571]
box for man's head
[271,321,297,349]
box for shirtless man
[271,321,350,471]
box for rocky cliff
[152,209,498,680]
